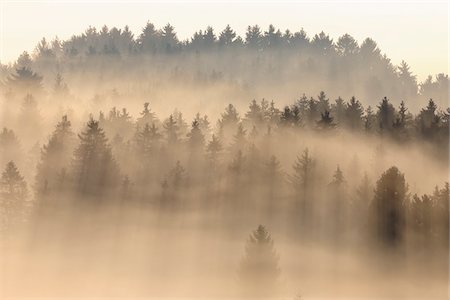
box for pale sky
[0,0,448,81]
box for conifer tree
[0,161,28,229]
[239,225,280,296]
[371,166,407,246]
[72,119,120,197]
[36,115,75,195]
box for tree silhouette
[0,161,28,230]
[72,119,120,197]
[1,161,27,201]
[239,225,280,296]
[371,166,407,247]
[35,115,75,196]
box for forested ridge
[1,22,448,110]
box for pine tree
[239,225,280,296]
[53,73,69,97]
[35,115,75,195]
[72,119,120,197]
[230,123,247,153]
[0,128,21,167]
[245,99,264,126]
[206,134,223,167]
[316,110,335,130]
[218,24,236,46]
[1,161,28,201]
[136,102,157,128]
[187,119,205,152]
[330,165,345,187]
[0,161,28,229]
[364,105,376,133]
[163,114,179,146]
[331,97,346,125]
[371,166,407,246]
[345,96,364,130]
[377,97,396,134]
[291,148,315,196]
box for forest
[0,22,449,299]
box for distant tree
[206,134,223,167]
[263,155,284,207]
[173,109,189,138]
[397,60,418,99]
[15,51,33,69]
[416,99,440,141]
[194,113,211,138]
[161,23,179,53]
[228,150,247,181]
[187,119,205,153]
[72,119,120,197]
[291,148,316,227]
[431,183,449,248]
[392,101,411,141]
[266,100,281,124]
[336,34,359,56]
[0,161,28,229]
[100,107,135,140]
[263,24,282,48]
[376,97,396,134]
[53,73,70,98]
[218,25,237,46]
[364,106,377,133]
[370,166,407,247]
[316,110,335,130]
[1,161,28,202]
[35,115,75,196]
[245,25,263,49]
[136,102,157,128]
[135,123,161,158]
[280,105,301,127]
[409,193,433,243]
[331,97,346,125]
[5,67,43,97]
[311,31,334,55]
[317,91,331,114]
[229,123,247,153]
[291,148,315,196]
[306,97,320,125]
[328,165,347,241]
[238,225,280,297]
[0,128,21,168]
[360,38,381,59]
[166,161,186,191]
[419,74,449,107]
[163,114,179,146]
[137,21,161,53]
[345,96,364,130]
[245,99,264,126]
[218,103,240,133]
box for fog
[0,22,449,299]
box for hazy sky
[0,0,448,81]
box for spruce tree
[72,119,120,197]
[371,166,407,246]
[36,115,75,195]
[239,225,280,296]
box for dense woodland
[0,22,449,298]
